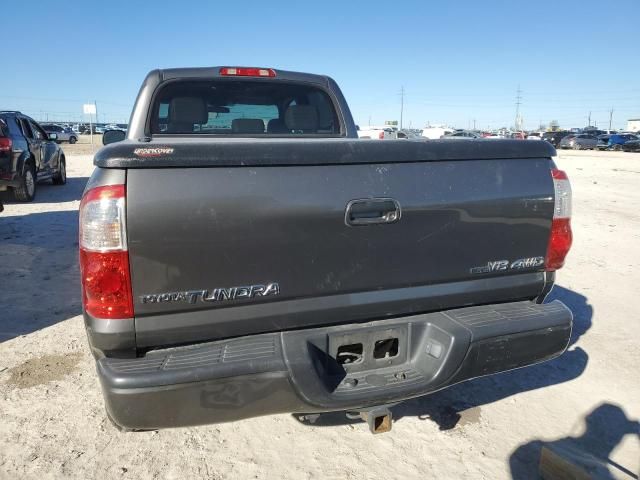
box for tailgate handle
[345,198,401,226]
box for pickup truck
[80,66,573,434]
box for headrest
[231,118,265,134]
[168,97,208,125]
[267,118,288,134]
[284,105,319,132]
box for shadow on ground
[0,176,88,204]
[0,177,88,342]
[509,403,640,479]
[293,285,592,430]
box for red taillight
[79,184,133,318]
[378,131,385,139]
[0,137,12,152]
[219,67,276,78]
[545,169,572,271]
[80,250,133,318]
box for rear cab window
[150,80,342,136]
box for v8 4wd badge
[470,256,544,274]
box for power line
[399,86,405,130]
[514,85,522,131]
[609,108,614,131]
[0,94,131,108]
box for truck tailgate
[125,154,555,347]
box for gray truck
[80,67,573,434]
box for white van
[421,126,453,139]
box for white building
[627,119,640,132]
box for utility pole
[399,86,405,130]
[473,118,476,130]
[588,111,591,127]
[514,85,522,131]
[609,108,614,131]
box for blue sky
[2,0,639,130]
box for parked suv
[442,130,483,139]
[42,124,78,144]
[542,131,571,147]
[0,111,66,201]
[559,134,597,150]
[597,133,638,151]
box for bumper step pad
[98,300,572,429]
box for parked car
[357,126,395,140]
[81,124,105,134]
[621,139,640,152]
[81,66,574,434]
[442,130,483,139]
[395,130,426,140]
[80,124,94,134]
[597,134,638,151]
[559,134,597,150]
[526,132,542,140]
[421,126,453,139]
[42,124,78,144]
[582,128,606,137]
[0,111,66,201]
[542,131,571,147]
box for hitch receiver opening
[360,407,393,434]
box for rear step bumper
[97,300,572,430]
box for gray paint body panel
[95,138,556,168]
[84,68,559,355]
[134,273,546,348]
[125,158,554,347]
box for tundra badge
[141,283,280,304]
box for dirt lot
[1,149,639,479]
[63,134,104,155]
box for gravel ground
[0,149,639,479]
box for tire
[52,156,66,185]
[69,136,77,144]
[572,143,581,150]
[13,163,36,202]
[613,144,622,151]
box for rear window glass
[150,80,341,136]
